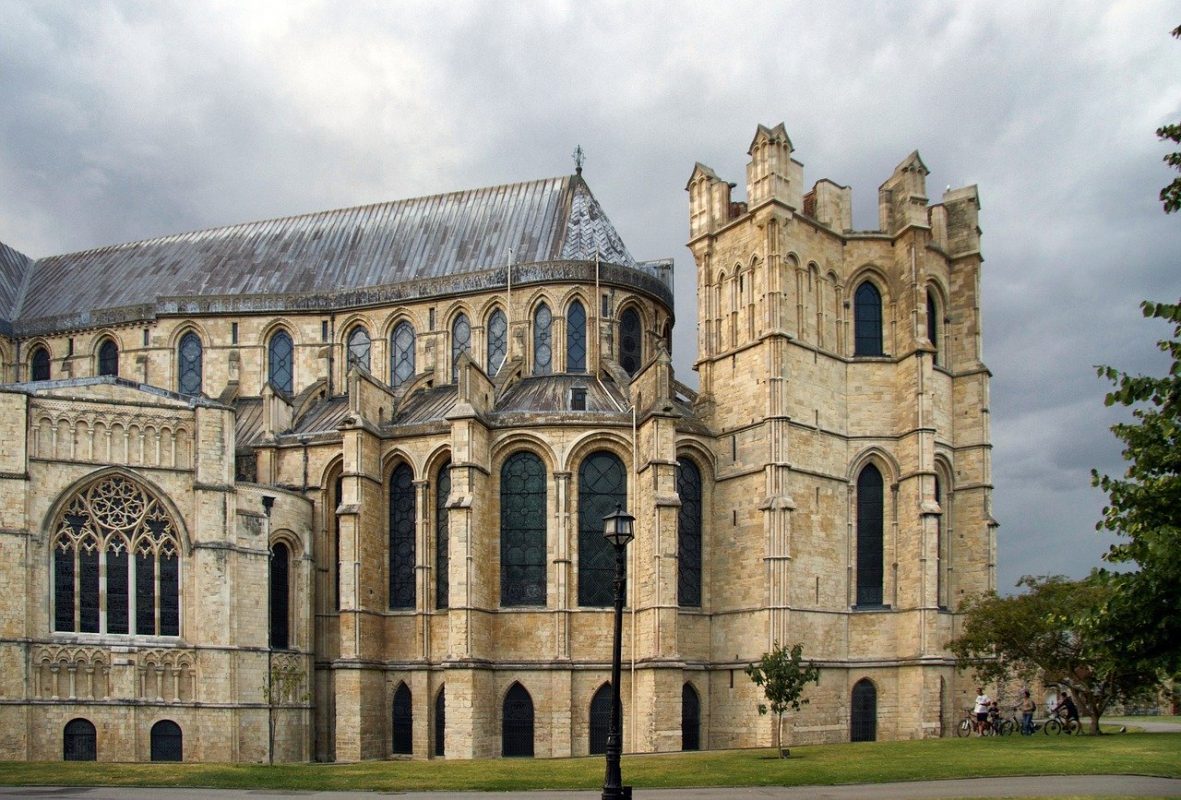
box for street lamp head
[602,504,635,548]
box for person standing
[973,687,992,735]
[1019,690,1037,735]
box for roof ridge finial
[572,145,585,175]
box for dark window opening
[567,300,586,373]
[677,458,703,607]
[854,282,884,356]
[268,331,294,395]
[31,345,51,381]
[98,339,119,377]
[619,308,642,376]
[389,463,416,609]
[436,462,450,610]
[270,542,290,649]
[589,683,612,755]
[851,680,877,742]
[577,451,627,607]
[392,683,413,755]
[63,718,96,761]
[150,720,182,762]
[682,684,701,751]
[178,332,203,395]
[502,683,534,757]
[434,687,446,757]
[856,465,884,607]
[500,452,547,606]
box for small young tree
[745,641,820,757]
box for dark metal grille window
[63,719,96,761]
[52,475,180,637]
[235,453,258,483]
[31,346,50,381]
[434,687,446,756]
[677,458,703,607]
[851,679,877,742]
[268,331,294,395]
[620,307,642,376]
[567,300,586,373]
[451,314,471,381]
[502,683,534,757]
[854,282,884,356]
[391,321,416,387]
[270,542,290,649]
[589,683,612,755]
[436,462,450,610]
[532,303,552,375]
[150,720,182,762]
[177,332,202,395]
[392,683,413,755]
[927,290,940,365]
[500,452,546,606]
[389,464,416,609]
[487,309,507,376]
[577,451,627,607]
[856,465,884,607]
[347,326,371,372]
[681,683,700,751]
[98,339,118,377]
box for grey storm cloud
[2,0,1179,593]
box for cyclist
[1059,691,1080,727]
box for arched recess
[682,683,701,751]
[150,719,183,761]
[434,686,446,757]
[926,281,948,367]
[434,457,451,610]
[321,459,344,612]
[502,682,534,757]
[589,682,612,755]
[63,718,96,761]
[850,679,877,742]
[392,682,413,755]
[933,457,954,609]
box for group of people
[972,687,1078,735]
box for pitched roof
[7,174,645,334]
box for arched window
[927,289,941,366]
[268,330,294,395]
[392,682,413,755]
[935,474,948,608]
[854,281,883,356]
[52,474,180,636]
[63,718,96,761]
[851,679,877,742]
[390,321,416,387]
[856,464,884,607]
[97,339,119,377]
[177,332,203,395]
[332,474,342,611]
[347,326,371,372]
[30,345,50,381]
[451,314,471,381]
[270,541,290,649]
[436,461,450,610]
[589,683,612,755]
[500,452,546,607]
[389,463,416,610]
[677,458,703,607]
[567,300,586,373]
[502,683,534,757]
[486,309,507,377]
[533,303,552,376]
[434,687,446,757]
[619,307,642,376]
[577,451,627,607]
[150,720,182,762]
[682,683,701,751]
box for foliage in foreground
[744,641,820,754]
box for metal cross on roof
[572,145,585,175]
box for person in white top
[973,687,992,735]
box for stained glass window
[177,332,202,395]
[389,463,416,609]
[533,304,552,376]
[854,282,884,356]
[31,346,50,381]
[856,464,884,606]
[677,458,702,607]
[620,308,642,376]
[451,314,471,382]
[577,451,627,607]
[98,339,119,377]
[500,452,546,606]
[567,300,586,373]
[268,330,294,395]
[487,309,507,376]
[391,322,416,387]
[347,326,371,372]
[270,542,290,649]
[106,543,128,634]
[436,462,450,610]
[79,548,99,633]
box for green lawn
[1,733,1178,792]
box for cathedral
[0,124,994,762]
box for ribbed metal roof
[496,374,627,415]
[8,174,642,333]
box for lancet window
[347,326,371,372]
[577,451,627,607]
[177,332,203,395]
[451,314,471,381]
[98,339,119,377]
[268,330,294,395]
[533,303,552,376]
[854,282,884,357]
[487,308,507,376]
[567,300,586,373]
[619,307,642,376]
[677,458,703,607]
[390,321,416,387]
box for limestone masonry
[0,123,993,762]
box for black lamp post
[601,504,635,800]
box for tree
[949,576,1158,735]
[745,642,820,756]
[1091,300,1181,672]
[1159,26,1181,213]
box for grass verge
[0,732,1178,792]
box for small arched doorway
[851,679,877,742]
[63,718,96,761]
[589,683,612,755]
[392,682,413,755]
[502,683,534,757]
[434,687,446,757]
[150,720,182,762]
[681,683,701,751]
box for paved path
[1,776,1180,799]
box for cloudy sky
[2,1,1178,592]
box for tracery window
[677,458,703,607]
[854,281,884,357]
[619,307,642,376]
[436,461,450,610]
[486,308,507,376]
[97,339,119,377]
[856,464,884,607]
[389,463,416,609]
[532,303,552,376]
[268,330,294,395]
[577,451,627,607]
[177,332,203,395]
[567,300,586,373]
[52,474,180,637]
[30,345,51,381]
[451,314,471,381]
[390,321,416,387]
[347,326,371,372]
[500,452,546,606]
[270,541,290,649]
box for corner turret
[746,123,804,210]
[878,151,930,234]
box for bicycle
[1042,707,1083,735]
